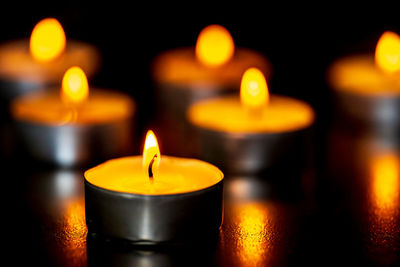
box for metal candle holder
[192,126,313,176]
[333,90,400,133]
[15,117,134,167]
[84,178,223,244]
[0,79,47,103]
[327,54,400,134]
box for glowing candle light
[0,18,100,101]
[30,18,66,62]
[188,68,314,174]
[240,67,269,114]
[195,24,234,67]
[375,31,400,74]
[11,66,135,166]
[61,66,89,105]
[84,130,224,242]
[151,24,271,156]
[142,130,161,182]
[189,68,313,133]
[328,31,400,129]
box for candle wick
[148,154,158,183]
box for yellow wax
[152,47,271,89]
[0,39,100,83]
[84,156,224,195]
[11,89,134,125]
[188,95,314,133]
[328,55,400,95]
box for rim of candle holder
[84,174,224,199]
[191,121,314,139]
[191,123,314,175]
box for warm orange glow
[375,31,400,73]
[30,18,66,62]
[61,66,89,105]
[371,153,399,211]
[142,130,161,178]
[240,68,269,112]
[195,24,234,67]
[63,198,87,266]
[368,152,400,257]
[231,203,271,266]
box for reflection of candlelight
[371,153,399,213]
[367,151,400,264]
[221,202,272,266]
[61,198,87,266]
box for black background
[2,3,400,266]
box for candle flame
[375,31,400,73]
[240,67,269,111]
[61,66,89,105]
[195,24,234,67]
[30,18,66,62]
[143,130,161,180]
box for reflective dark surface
[5,124,400,267]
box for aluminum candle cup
[187,67,314,175]
[84,156,224,243]
[328,54,400,132]
[187,95,315,175]
[11,88,135,167]
[327,32,400,133]
[151,25,271,156]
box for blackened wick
[148,154,158,183]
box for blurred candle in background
[151,24,271,157]
[328,31,400,133]
[188,67,314,175]
[0,18,100,103]
[11,66,135,167]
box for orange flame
[61,66,89,105]
[30,18,66,62]
[240,68,269,112]
[195,25,234,67]
[142,130,161,179]
[375,31,400,73]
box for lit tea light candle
[152,24,271,156]
[0,18,100,101]
[84,130,224,243]
[188,68,315,174]
[11,66,135,167]
[328,31,400,131]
